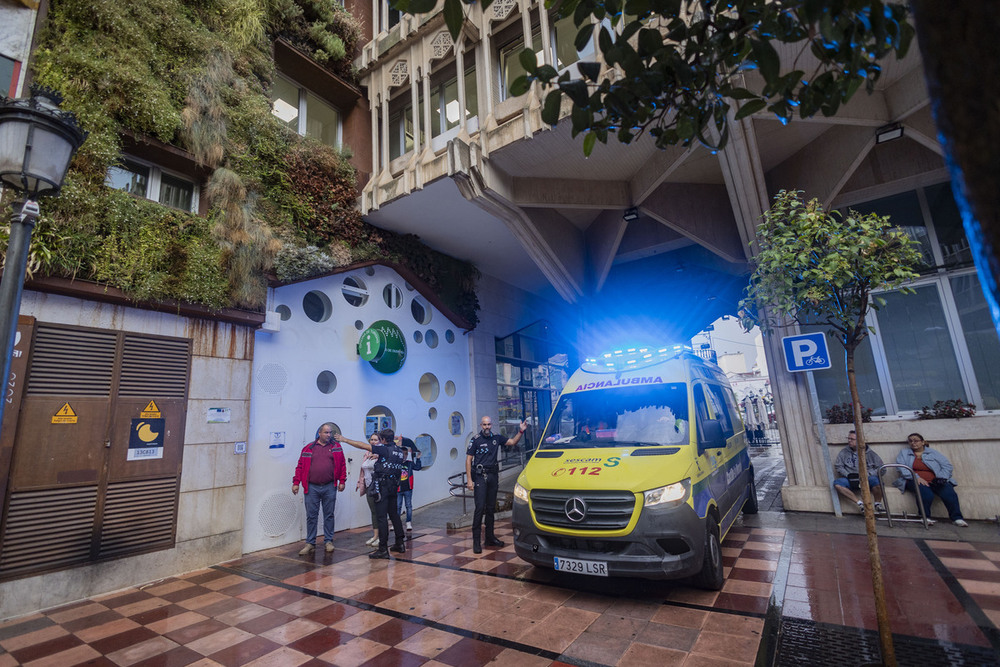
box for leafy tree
[739,190,921,667]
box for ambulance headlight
[643,479,690,508]
[513,482,529,503]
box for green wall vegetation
[6,0,480,325]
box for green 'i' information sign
[358,320,407,373]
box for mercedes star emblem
[564,496,587,522]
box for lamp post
[0,86,87,431]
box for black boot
[389,542,406,553]
[369,549,390,559]
[485,535,505,547]
[472,530,482,554]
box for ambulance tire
[743,468,759,515]
[693,517,724,591]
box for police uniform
[467,430,506,548]
[370,441,408,557]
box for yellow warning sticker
[140,400,161,418]
[52,402,78,424]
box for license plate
[553,556,608,576]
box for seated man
[833,430,885,513]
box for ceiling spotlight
[875,123,904,144]
[623,207,639,222]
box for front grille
[530,489,636,530]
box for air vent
[119,336,190,398]
[0,486,98,575]
[26,327,116,396]
[100,478,178,557]
[257,363,288,395]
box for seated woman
[893,433,968,527]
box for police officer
[337,429,408,559]
[466,417,527,553]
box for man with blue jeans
[292,423,347,554]
[833,430,885,514]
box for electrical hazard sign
[51,403,78,424]
[140,400,161,418]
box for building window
[383,1,401,32]
[107,158,197,213]
[1,54,20,97]
[271,75,342,148]
[430,68,478,138]
[388,99,420,161]
[814,183,1000,415]
[498,15,597,100]
[499,28,542,100]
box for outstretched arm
[504,420,528,447]
[336,435,373,452]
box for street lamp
[0,86,87,430]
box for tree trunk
[912,1,1000,332]
[847,348,896,666]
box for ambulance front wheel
[692,517,724,591]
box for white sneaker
[874,502,885,513]
[856,500,865,512]
[366,536,378,546]
[406,521,412,531]
[953,519,969,527]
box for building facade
[2,0,1000,620]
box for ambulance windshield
[539,383,689,449]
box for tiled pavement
[2,517,999,666]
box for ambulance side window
[706,384,735,438]
[695,383,734,449]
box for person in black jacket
[337,429,407,559]
[466,417,526,554]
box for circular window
[428,407,437,419]
[445,329,455,343]
[411,297,431,325]
[383,284,403,309]
[303,291,332,323]
[445,381,456,397]
[449,411,465,436]
[275,305,292,321]
[342,276,369,307]
[419,373,440,402]
[365,266,376,276]
[316,371,337,394]
[365,406,395,438]
[414,434,437,468]
[425,330,438,349]
[413,330,423,344]
[450,448,458,460]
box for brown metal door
[0,325,191,579]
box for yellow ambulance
[512,345,757,589]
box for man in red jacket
[292,422,346,554]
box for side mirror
[699,420,726,451]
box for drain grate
[775,617,999,667]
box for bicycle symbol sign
[782,333,832,373]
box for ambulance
[512,345,757,589]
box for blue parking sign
[782,333,832,372]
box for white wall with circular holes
[243,264,472,553]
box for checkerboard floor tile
[2,519,996,666]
